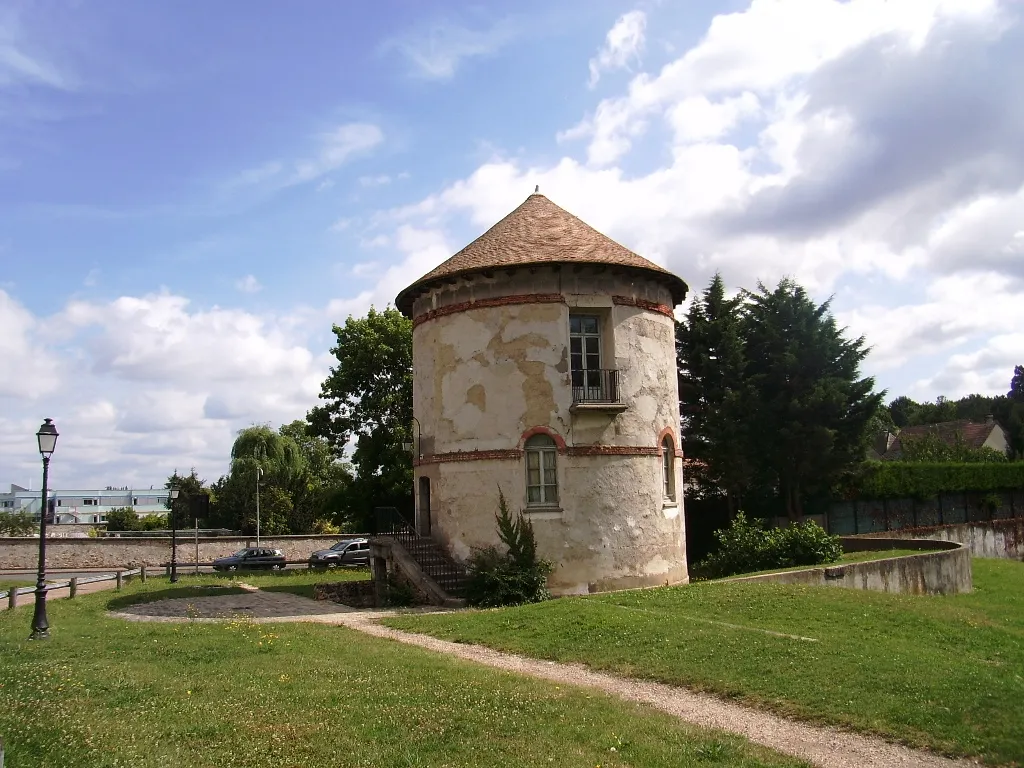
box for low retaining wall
[0,534,368,570]
[855,518,1024,560]
[729,538,972,595]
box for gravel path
[107,589,979,768]
[332,611,978,768]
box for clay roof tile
[395,193,687,315]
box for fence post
[7,589,16,611]
[165,565,171,578]
[140,565,147,583]
[115,571,123,591]
[69,578,78,599]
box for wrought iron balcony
[571,368,621,406]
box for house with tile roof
[394,192,690,596]
[880,417,1009,460]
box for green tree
[165,469,209,529]
[743,279,883,520]
[888,396,919,428]
[676,274,753,513]
[278,420,355,530]
[308,307,413,529]
[1005,365,1024,459]
[0,511,37,536]
[104,507,139,531]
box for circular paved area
[111,586,359,623]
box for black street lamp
[29,418,58,641]
[169,485,180,583]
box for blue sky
[2,0,1023,488]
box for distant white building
[0,484,171,525]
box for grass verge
[386,558,1024,766]
[0,577,805,768]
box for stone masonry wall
[0,535,360,570]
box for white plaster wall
[411,268,687,594]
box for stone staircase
[372,507,468,602]
[397,532,469,598]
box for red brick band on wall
[412,293,566,328]
[611,295,675,318]
[417,445,663,465]
[415,449,524,466]
[566,446,661,457]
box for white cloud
[235,274,262,294]
[588,10,646,88]
[566,0,1001,166]
[0,290,61,399]
[0,9,72,90]
[228,122,384,193]
[359,174,392,187]
[387,19,515,80]
[0,290,332,488]
[327,226,451,317]
[291,123,384,185]
[362,0,1021,404]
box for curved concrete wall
[729,538,972,595]
[856,519,1024,560]
[411,266,687,595]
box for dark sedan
[212,547,287,571]
[308,539,369,568]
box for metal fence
[1,567,144,609]
[827,489,1024,535]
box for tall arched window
[525,434,558,505]
[662,436,675,501]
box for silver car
[308,539,369,568]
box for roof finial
[534,184,539,194]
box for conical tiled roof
[395,193,687,315]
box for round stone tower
[395,193,689,595]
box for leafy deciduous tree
[308,307,414,528]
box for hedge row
[842,461,1024,500]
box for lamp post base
[29,593,50,640]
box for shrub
[839,461,1024,500]
[311,518,341,535]
[692,513,843,580]
[104,507,140,531]
[0,511,35,536]
[465,489,552,608]
[138,515,166,531]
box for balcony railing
[571,368,620,404]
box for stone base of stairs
[369,536,467,608]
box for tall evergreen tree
[743,279,883,519]
[1006,365,1024,459]
[676,274,753,513]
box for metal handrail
[571,368,620,403]
[373,507,468,596]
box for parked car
[212,547,287,571]
[308,539,369,568]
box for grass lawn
[386,558,1024,766]
[0,576,806,768]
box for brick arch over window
[519,426,567,452]
[656,426,684,458]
